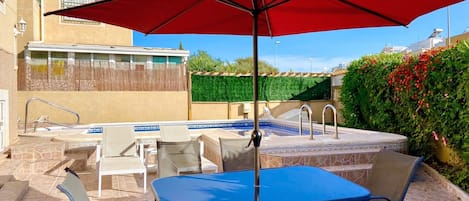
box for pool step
[0,180,29,201]
[323,164,372,185]
[9,141,73,174]
[0,175,29,201]
[260,149,379,185]
[261,148,379,168]
[202,131,399,185]
[0,175,15,188]
[10,141,65,161]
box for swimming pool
[86,119,321,137]
[37,118,408,188]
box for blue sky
[133,1,469,73]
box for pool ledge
[261,132,407,154]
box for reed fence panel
[18,60,187,91]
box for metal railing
[322,104,338,139]
[298,104,313,139]
[24,97,80,133]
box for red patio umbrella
[45,0,462,195]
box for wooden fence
[17,59,188,91]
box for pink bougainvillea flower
[442,136,447,146]
[432,131,439,141]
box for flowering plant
[341,42,469,191]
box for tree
[188,51,278,73]
[188,50,224,72]
[222,57,278,73]
[178,41,184,50]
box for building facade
[1,0,190,150]
[0,0,22,152]
[382,28,469,54]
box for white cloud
[260,55,355,73]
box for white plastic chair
[157,140,202,178]
[97,126,146,197]
[159,125,218,174]
[56,167,90,201]
[219,137,256,172]
[160,125,191,142]
[365,150,423,201]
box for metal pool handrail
[299,104,313,139]
[24,97,80,133]
[322,104,338,139]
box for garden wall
[17,92,333,129]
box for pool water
[86,120,321,137]
[224,125,322,137]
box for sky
[133,1,469,73]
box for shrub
[340,42,469,192]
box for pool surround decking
[7,120,468,201]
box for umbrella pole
[251,6,262,201]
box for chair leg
[98,173,102,197]
[144,171,147,193]
[139,143,144,162]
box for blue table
[152,166,370,201]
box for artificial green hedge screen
[192,75,331,102]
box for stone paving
[0,157,465,201]
[405,165,467,201]
[0,136,467,201]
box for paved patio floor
[0,158,465,201]
[0,137,466,201]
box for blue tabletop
[152,166,370,201]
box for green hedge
[340,42,469,191]
[192,75,330,102]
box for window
[61,0,99,24]
[133,55,147,70]
[30,51,48,79]
[168,56,183,69]
[153,56,166,64]
[92,54,109,68]
[168,56,183,64]
[51,52,68,77]
[75,53,91,66]
[152,56,166,69]
[115,54,130,69]
[76,53,92,79]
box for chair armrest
[139,141,144,162]
[96,144,101,163]
[64,167,80,178]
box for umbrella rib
[147,0,206,34]
[260,0,291,37]
[44,0,113,16]
[260,0,290,12]
[339,0,408,27]
[217,0,253,13]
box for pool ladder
[24,97,80,133]
[322,104,338,139]
[298,104,314,139]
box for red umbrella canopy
[46,0,463,192]
[45,0,462,36]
